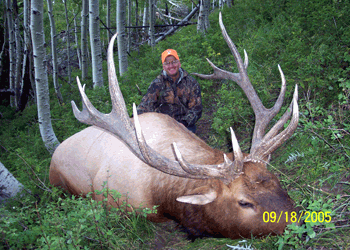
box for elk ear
[176,187,217,205]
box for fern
[284,151,305,164]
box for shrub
[0,187,156,249]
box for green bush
[1,188,156,249]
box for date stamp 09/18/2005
[263,211,332,224]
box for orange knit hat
[161,49,180,63]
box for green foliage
[274,196,348,250]
[0,187,156,249]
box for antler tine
[193,12,297,160]
[250,64,287,152]
[192,58,241,82]
[172,142,242,184]
[261,81,295,143]
[108,34,132,124]
[71,78,96,123]
[218,12,288,148]
[218,12,246,77]
[249,85,299,161]
[230,127,243,172]
[71,33,144,161]
[243,49,249,69]
[72,32,245,183]
[133,105,238,182]
[71,77,116,130]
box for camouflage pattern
[137,68,202,127]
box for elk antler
[71,33,243,184]
[193,12,299,163]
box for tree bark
[22,0,35,105]
[117,0,128,75]
[63,0,71,85]
[31,0,60,154]
[81,0,89,80]
[47,0,64,104]
[148,0,155,47]
[127,0,131,53]
[142,2,148,32]
[0,162,24,204]
[219,0,223,9]
[5,0,16,107]
[89,0,104,88]
[107,0,111,42]
[135,0,139,44]
[16,59,31,112]
[0,33,6,76]
[73,11,82,69]
[197,0,210,34]
[13,0,23,109]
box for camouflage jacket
[137,68,202,127]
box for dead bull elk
[50,13,300,239]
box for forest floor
[195,81,223,144]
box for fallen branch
[155,4,200,44]
[0,89,15,95]
[104,23,197,29]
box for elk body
[50,14,300,239]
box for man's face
[163,55,181,78]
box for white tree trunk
[81,0,89,80]
[22,0,37,104]
[0,33,5,75]
[73,11,82,69]
[107,0,111,42]
[63,0,71,85]
[14,14,23,108]
[22,0,31,94]
[135,0,139,43]
[47,0,63,104]
[117,0,128,75]
[127,0,131,53]
[31,0,60,154]
[148,0,155,47]
[142,3,148,32]
[135,0,139,26]
[0,162,23,204]
[197,0,210,33]
[219,0,223,9]
[89,0,104,88]
[5,0,16,107]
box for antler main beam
[193,12,299,162]
[71,33,244,184]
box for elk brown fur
[50,13,300,239]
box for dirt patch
[146,221,190,249]
[196,101,216,142]
[195,82,222,142]
[319,172,350,196]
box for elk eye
[238,200,254,208]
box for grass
[1,0,350,249]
